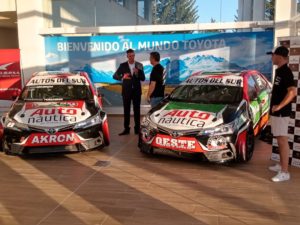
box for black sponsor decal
[288,126,295,134]
[294,135,300,143]
[158,117,205,128]
[290,111,296,119]
[28,115,77,124]
[295,119,300,127]
[293,151,300,159]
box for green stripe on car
[165,101,226,113]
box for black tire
[237,127,255,163]
[245,128,255,161]
[139,138,153,155]
[2,136,14,155]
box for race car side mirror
[12,89,21,100]
[96,87,104,97]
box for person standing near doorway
[147,52,165,108]
[267,46,297,182]
[113,49,145,135]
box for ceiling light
[0,16,10,20]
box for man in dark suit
[113,49,145,135]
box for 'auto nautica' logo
[0,63,13,70]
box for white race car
[1,71,110,155]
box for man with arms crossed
[113,49,145,135]
[267,46,297,182]
[147,52,165,108]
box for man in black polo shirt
[267,46,297,182]
[147,52,165,107]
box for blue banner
[45,31,274,106]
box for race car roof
[194,70,242,76]
[32,71,82,77]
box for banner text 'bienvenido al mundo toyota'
[45,31,274,107]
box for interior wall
[43,0,151,28]
[0,27,18,49]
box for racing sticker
[27,75,88,86]
[25,131,80,146]
[150,101,225,130]
[152,134,203,152]
[14,101,91,127]
[24,101,84,110]
[183,75,243,87]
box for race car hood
[149,101,237,131]
[9,101,93,128]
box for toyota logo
[170,131,181,138]
[46,128,57,134]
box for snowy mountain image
[80,54,246,84]
[81,64,118,83]
[47,53,271,84]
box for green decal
[258,90,270,113]
[250,100,260,124]
[165,101,226,113]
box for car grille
[24,145,78,154]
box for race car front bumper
[3,125,105,154]
[139,128,237,163]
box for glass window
[115,0,124,6]
[247,76,258,100]
[170,85,243,104]
[138,0,145,18]
[253,74,267,91]
[20,85,93,101]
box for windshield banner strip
[183,76,243,87]
[27,76,89,86]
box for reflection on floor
[0,116,299,225]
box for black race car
[139,71,271,163]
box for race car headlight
[74,114,102,130]
[141,115,157,130]
[199,121,236,136]
[3,117,29,132]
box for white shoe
[271,171,290,182]
[269,164,281,172]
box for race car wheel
[102,119,110,146]
[237,127,255,162]
[139,138,153,155]
[2,136,14,155]
[245,128,255,161]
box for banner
[0,49,22,108]
[45,31,274,107]
[272,36,300,168]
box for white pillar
[16,0,45,83]
[274,0,297,42]
[0,0,16,12]
[238,0,253,21]
[253,0,265,21]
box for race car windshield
[170,85,243,104]
[19,85,93,101]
